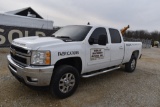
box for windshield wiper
[56,36,71,39]
[51,35,55,37]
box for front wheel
[125,56,137,73]
[50,65,80,99]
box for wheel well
[54,57,82,74]
[132,50,139,59]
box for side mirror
[98,35,107,45]
[89,38,95,45]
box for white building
[0,7,53,30]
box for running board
[82,66,121,78]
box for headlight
[31,50,51,65]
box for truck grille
[10,44,30,66]
[10,52,27,64]
[11,44,28,54]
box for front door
[85,27,110,72]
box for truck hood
[12,36,64,50]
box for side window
[90,27,108,44]
[109,28,121,43]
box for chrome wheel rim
[131,59,136,70]
[59,73,75,93]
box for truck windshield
[53,25,92,41]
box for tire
[50,65,80,99]
[125,56,137,73]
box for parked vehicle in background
[152,41,159,48]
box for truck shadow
[79,67,126,87]
[10,66,127,100]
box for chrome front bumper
[7,55,54,86]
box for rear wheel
[50,65,80,99]
[125,56,137,73]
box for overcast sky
[0,0,160,31]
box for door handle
[119,46,123,49]
[105,47,110,50]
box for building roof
[6,7,43,19]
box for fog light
[31,78,38,82]
[27,77,38,82]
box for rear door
[85,27,111,72]
[109,28,124,66]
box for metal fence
[124,37,152,48]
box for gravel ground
[0,48,160,107]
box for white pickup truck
[7,25,142,98]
